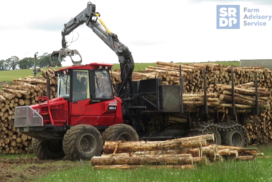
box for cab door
[70,70,90,115]
[70,70,98,125]
[69,69,117,126]
[85,69,116,126]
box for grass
[0,69,33,82]
[32,145,272,182]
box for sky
[0,0,272,66]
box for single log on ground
[236,156,255,161]
[103,139,207,154]
[91,156,193,166]
[256,153,264,157]
[101,153,193,158]
[103,135,213,154]
[134,148,201,157]
[217,146,258,156]
[93,164,195,170]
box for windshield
[94,70,113,99]
[58,74,70,98]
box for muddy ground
[0,157,86,182]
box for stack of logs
[91,134,262,170]
[181,82,270,111]
[0,68,57,154]
[110,61,272,144]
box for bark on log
[93,164,194,170]
[219,94,254,105]
[91,156,193,165]
[103,139,208,154]
[218,149,231,156]
[101,153,193,158]
[134,148,201,157]
[236,156,255,161]
[217,146,258,156]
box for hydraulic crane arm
[52,2,134,98]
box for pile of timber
[110,62,272,144]
[0,68,57,154]
[91,134,262,170]
[181,82,270,111]
[111,62,272,90]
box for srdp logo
[217,5,240,29]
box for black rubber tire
[32,138,64,160]
[222,129,246,147]
[203,128,222,145]
[102,124,139,141]
[63,125,103,160]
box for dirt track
[0,157,78,182]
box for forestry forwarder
[14,2,257,160]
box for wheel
[32,138,64,160]
[102,124,139,141]
[63,124,103,160]
[203,128,222,145]
[222,129,246,147]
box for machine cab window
[94,70,113,99]
[72,70,90,101]
[58,72,70,99]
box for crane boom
[52,2,134,99]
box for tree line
[0,53,62,71]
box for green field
[0,67,62,82]
[0,69,35,82]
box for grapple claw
[51,48,82,65]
